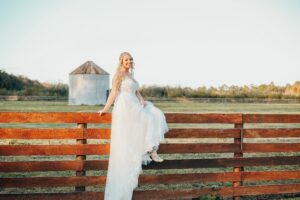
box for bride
[98,52,169,200]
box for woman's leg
[149,146,164,162]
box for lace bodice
[120,75,139,94]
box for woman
[98,52,169,199]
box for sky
[0,0,299,88]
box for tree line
[1,69,299,99]
[0,70,68,96]
[139,81,300,99]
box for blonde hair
[112,52,135,92]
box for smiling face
[121,54,134,71]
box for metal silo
[68,61,109,105]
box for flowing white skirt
[104,91,169,200]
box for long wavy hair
[112,52,135,92]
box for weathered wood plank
[0,144,109,155]
[0,128,241,139]
[0,128,82,139]
[165,128,240,138]
[241,170,300,181]
[230,184,300,196]
[135,184,300,198]
[159,143,240,153]
[84,128,110,139]
[1,184,300,200]
[243,114,300,123]
[0,143,240,156]
[243,143,300,152]
[0,160,84,172]
[244,128,300,138]
[0,128,111,139]
[0,176,105,188]
[2,156,300,172]
[0,112,242,123]
[141,156,300,170]
[0,172,241,187]
[0,112,111,123]
[0,189,230,200]
[0,192,103,200]
[165,113,242,123]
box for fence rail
[0,112,300,200]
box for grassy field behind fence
[1,100,300,113]
[1,101,300,199]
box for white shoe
[150,150,164,162]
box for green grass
[1,100,300,113]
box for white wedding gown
[104,74,169,200]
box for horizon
[1,67,298,89]
[0,0,299,89]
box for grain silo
[68,61,109,105]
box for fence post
[76,123,87,192]
[233,123,244,200]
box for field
[1,100,300,113]
[1,100,300,199]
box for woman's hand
[136,90,146,107]
[140,99,146,107]
[98,109,106,116]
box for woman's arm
[136,90,145,106]
[98,86,118,116]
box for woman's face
[122,54,134,70]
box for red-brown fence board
[2,170,300,188]
[2,155,300,172]
[0,144,109,156]
[243,114,300,123]
[243,143,300,152]
[165,128,240,138]
[1,184,300,200]
[244,128,300,138]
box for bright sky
[0,0,299,88]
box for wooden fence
[0,112,300,199]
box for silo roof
[69,61,109,75]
